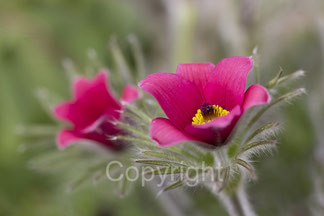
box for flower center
[192,102,229,125]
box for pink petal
[139,73,204,129]
[205,56,253,110]
[85,130,121,150]
[54,102,74,122]
[176,63,216,100]
[242,84,271,112]
[185,106,241,145]
[56,129,81,149]
[53,71,121,130]
[56,129,122,150]
[73,77,92,98]
[121,85,140,103]
[54,102,102,130]
[82,107,121,133]
[81,115,107,133]
[150,118,199,146]
[81,70,121,110]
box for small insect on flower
[139,56,271,147]
[53,70,140,150]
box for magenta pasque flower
[54,70,140,150]
[139,56,270,147]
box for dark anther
[201,102,214,117]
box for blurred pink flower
[139,56,270,147]
[54,70,140,150]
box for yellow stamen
[192,105,229,125]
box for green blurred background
[1,0,324,215]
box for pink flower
[54,70,140,150]
[139,56,270,147]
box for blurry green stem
[252,47,260,83]
[254,65,260,84]
[148,181,193,216]
[215,186,257,216]
[206,149,256,215]
[227,192,245,216]
[167,0,197,70]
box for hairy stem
[148,180,203,216]
[212,185,257,216]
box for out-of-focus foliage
[0,0,154,215]
[1,0,324,215]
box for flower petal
[56,127,122,150]
[53,102,73,122]
[176,63,216,100]
[56,129,81,149]
[81,115,106,133]
[150,118,198,146]
[205,56,253,110]
[81,107,121,133]
[139,73,203,129]
[242,84,271,112]
[85,130,121,150]
[80,70,121,110]
[53,101,103,130]
[121,85,140,103]
[185,106,241,146]
[73,77,92,98]
[54,71,121,130]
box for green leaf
[113,136,155,146]
[166,146,202,162]
[140,99,153,118]
[276,70,305,86]
[93,169,106,184]
[266,67,283,88]
[218,166,230,192]
[247,88,306,128]
[142,151,190,164]
[35,88,63,119]
[135,160,188,168]
[128,34,146,80]
[224,172,242,195]
[16,124,58,137]
[118,171,132,198]
[68,164,106,192]
[227,144,239,158]
[115,122,150,139]
[124,104,152,124]
[252,46,260,83]
[85,49,102,76]
[184,144,206,159]
[238,140,277,156]
[62,58,79,82]
[28,148,82,171]
[67,174,91,192]
[245,122,279,143]
[18,139,53,153]
[162,180,184,192]
[144,167,186,175]
[136,142,164,151]
[109,36,132,84]
[234,159,256,180]
[203,152,214,166]
[123,110,144,123]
